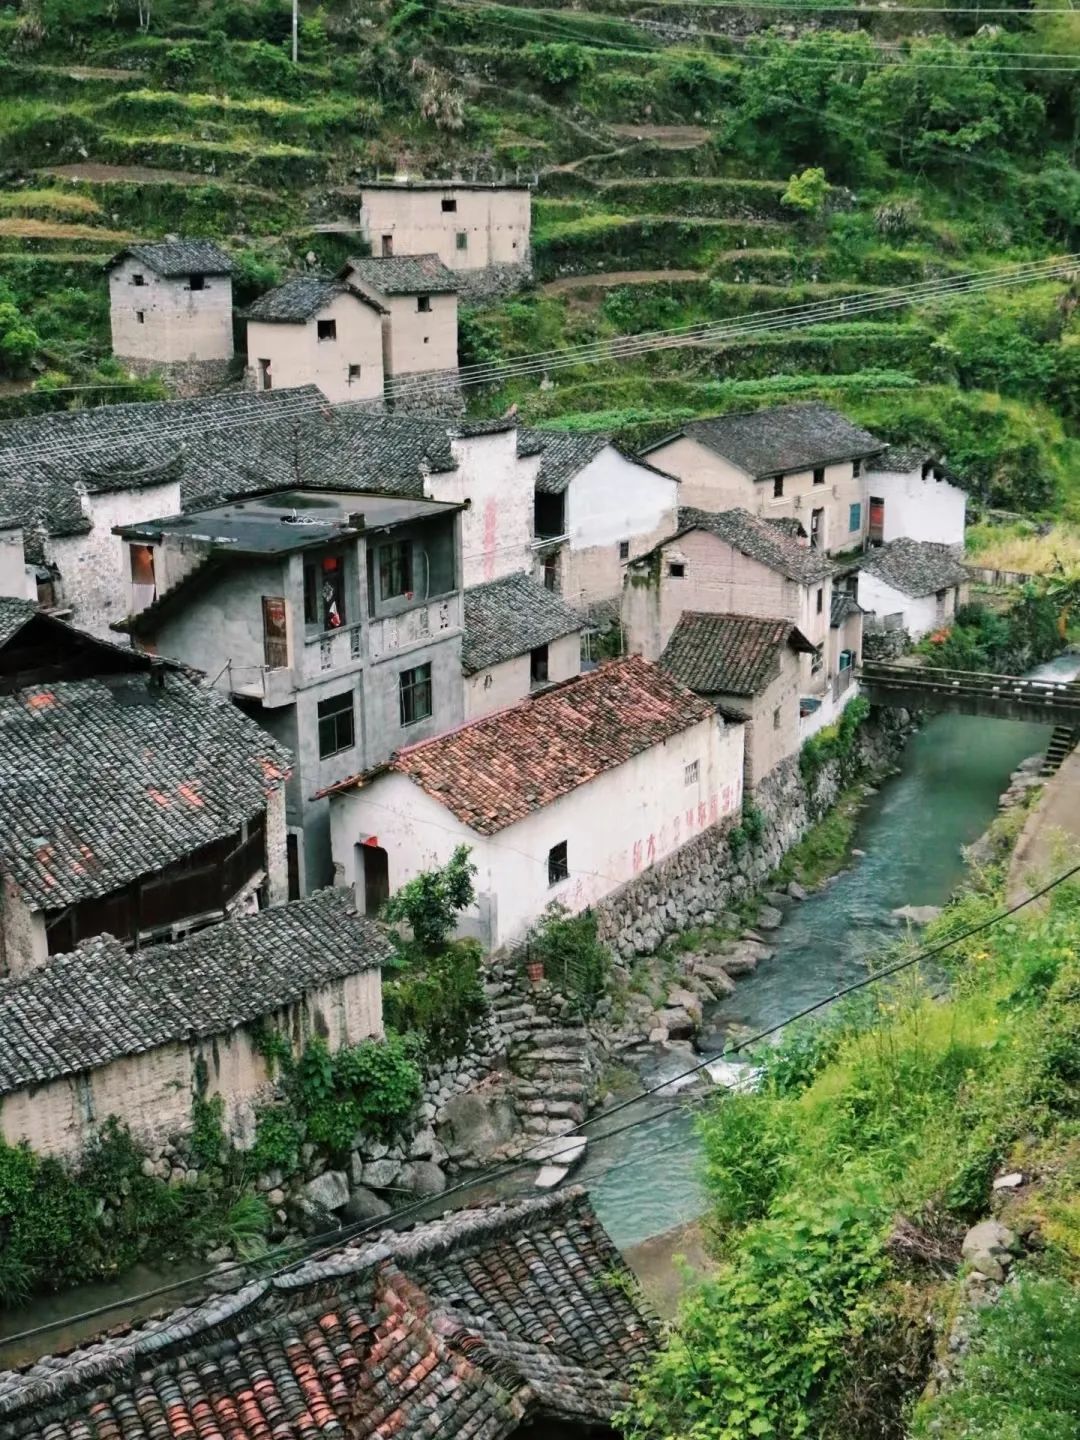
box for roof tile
[107,239,234,277]
[655,403,882,478]
[346,254,458,296]
[462,574,582,675]
[660,611,813,696]
[859,537,968,598]
[677,506,834,584]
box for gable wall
[246,291,384,403]
[110,256,233,365]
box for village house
[342,253,460,403]
[642,403,884,555]
[659,612,817,787]
[462,571,584,720]
[243,273,387,404]
[0,1187,655,1440]
[106,238,236,396]
[0,599,290,976]
[856,536,971,641]
[116,486,466,895]
[0,886,388,1161]
[352,178,533,297]
[325,656,744,942]
[865,443,967,548]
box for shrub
[782,165,829,216]
[799,695,870,786]
[528,905,611,1015]
[383,939,489,1063]
[523,42,596,89]
[157,42,197,88]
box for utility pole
[292,0,298,63]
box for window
[381,234,393,256]
[136,310,145,324]
[417,294,431,313]
[456,231,468,251]
[530,644,549,684]
[668,561,685,578]
[853,459,862,478]
[684,760,699,785]
[379,540,413,600]
[132,273,145,287]
[816,587,824,615]
[773,475,784,499]
[773,706,782,730]
[534,492,565,540]
[547,841,569,887]
[618,539,630,561]
[304,553,346,630]
[348,363,361,385]
[317,318,337,342]
[442,197,458,213]
[262,595,288,669]
[810,507,824,550]
[811,644,824,675]
[922,460,933,480]
[813,466,825,486]
[258,357,271,390]
[849,501,862,533]
[936,588,947,603]
[542,554,558,591]
[400,662,433,726]
[318,691,355,759]
[188,274,205,291]
[130,543,156,588]
[839,649,854,671]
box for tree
[781,166,829,217]
[382,845,476,956]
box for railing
[858,661,1080,723]
[368,592,462,662]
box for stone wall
[122,354,237,399]
[863,625,913,662]
[454,258,533,301]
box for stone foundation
[119,354,238,399]
[389,368,465,416]
[454,258,533,302]
[864,626,912,662]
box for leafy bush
[799,696,870,786]
[528,905,611,1015]
[782,166,828,216]
[383,939,489,1063]
[382,844,476,955]
[523,42,595,89]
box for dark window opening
[188,274,205,291]
[129,543,156,587]
[816,587,824,614]
[542,554,558,591]
[258,357,272,390]
[548,841,569,887]
[813,466,825,486]
[317,318,337,342]
[922,460,933,479]
[442,198,458,213]
[381,234,394,256]
[132,273,145,287]
[534,492,565,540]
[853,459,862,478]
[773,706,782,729]
[286,832,301,901]
[810,508,824,550]
[400,662,433,726]
[348,363,361,385]
[668,561,685,578]
[318,690,355,759]
[936,588,948,603]
[361,843,389,914]
[773,475,784,498]
[530,644,549,685]
[135,310,145,324]
[417,294,431,313]
[618,539,630,561]
[304,553,346,630]
[456,231,468,251]
[379,540,413,600]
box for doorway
[358,842,389,915]
[869,496,885,545]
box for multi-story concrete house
[0,598,290,976]
[352,179,532,297]
[342,254,459,405]
[244,274,386,405]
[116,486,465,894]
[642,404,885,555]
[106,239,235,395]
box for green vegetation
[799,694,871,788]
[917,592,1062,672]
[527,904,611,1014]
[773,784,868,890]
[626,870,1080,1440]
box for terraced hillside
[0,0,1077,510]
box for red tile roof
[388,656,714,834]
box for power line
[524,0,1080,12]
[5,856,1079,1355]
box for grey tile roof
[831,590,863,627]
[0,889,391,1096]
[678,506,834,584]
[0,669,291,911]
[873,442,934,473]
[0,597,36,647]
[859,537,969,598]
[660,611,813,696]
[463,572,583,675]
[106,239,234,276]
[243,273,357,322]
[652,403,883,479]
[0,1188,653,1440]
[520,429,608,495]
[346,253,458,295]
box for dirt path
[34,63,138,81]
[608,124,712,148]
[542,267,703,294]
[1007,746,1080,907]
[42,162,235,187]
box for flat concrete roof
[354,178,533,192]
[116,489,461,555]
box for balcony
[299,620,366,683]
[369,592,462,662]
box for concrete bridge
[858,662,1080,727]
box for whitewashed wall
[426,430,538,588]
[358,187,531,272]
[864,464,967,547]
[110,257,233,365]
[563,448,678,610]
[857,571,966,639]
[464,631,581,719]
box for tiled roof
[462,572,583,675]
[831,589,863,627]
[873,442,934,473]
[651,403,883,478]
[0,596,36,647]
[243,273,365,322]
[519,429,608,495]
[0,1188,656,1440]
[0,889,390,1096]
[859,537,969,598]
[0,669,290,911]
[386,656,712,833]
[678,506,834,584]
[107,239,234,276]
[660,611,814,696]
[346,253,459,295]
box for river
[580,653,1079,1249]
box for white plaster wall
[857,571,946,638]
[0,525,30,599]
[110,256,233,364]
[331,714,744,948]
[246,291,384,403]
[717,651,803,788]
[46,477,182,640]
[562,449,679,609]
[865,466,967,547]
[464,630,581,720]
[358,186,531,271]
[426,429,538,587]
[384,292,457,376]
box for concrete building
[523,430,680,615]
[865,444,967,548]
[325,657,744,944]
[857,537,971,642]
[0,599,290,977]
[462,571,583,720]
[342,254,460,407]
[659,612,817,786]
[106,239,235,396]
[116,487,466,894]
[244,274,386,405]
[643,404,884,556]
[353,179,532,297]
[0,888,389,1161]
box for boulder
[531,1135,587,1170]
[397,1161,447,1196]
[719,950,759,977]
[361,1158,402,1190]
[294,1197,340,1234]
[303,1170,349,1213]
[408,1127,440,1160]
[648,1025,669,1044]
[340,1186,392,1225]
[756,905,783,931]
[438,1088,521,1162]
[892,904,942,926]
[686,959,736,994]
[992,1171,1025,1191]
[787,881,808,901]
[962,1219,1017,1282]
[666,985,702,1016]
[534,1164,569,1190]
[661,1006,696,1040]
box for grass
[0,217,129,241]
[966,520,1080,576]
[0,187,102,218]
[772,783,869,890]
